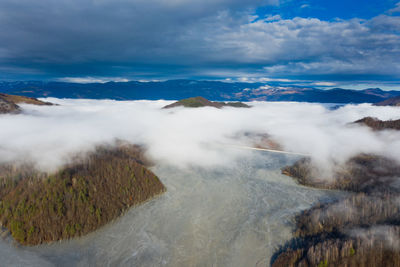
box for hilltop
[354,117,400,131]
[0,93,53,114]
[0,143,165,245]
[162,96,250,109]
[0,93,53,106]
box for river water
[0,150,340,267]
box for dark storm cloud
[0,0,400,81]
[0,0,275,77]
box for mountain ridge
[374,95,400,106]
[0,80,399,103]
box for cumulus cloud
[0,0,400,80]
[0,0,275,76]
[209,15,400,77]
[1,100,400,173]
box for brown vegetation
[272,226,400,267]
[0,144,165,245]
[354,117,400,131]
[0,93,53,114]
[294,192,400,238]
[0,93,53,106]
[273,155,400,266]
[0,97,20,114]
[162,96,250,109]
[282,154,400,193]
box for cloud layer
[1,99,400,173]
[0,0,400,81]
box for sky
[0,0,400,89]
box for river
[0,150,341,266]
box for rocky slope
[163,96,250,109]
[273,154,400,266]
[0,93,53,106]
[0,93,53,114]
[374,95,400,106]
[0,97,20,114]
[0,143,166,245]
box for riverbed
[0,150,341,266]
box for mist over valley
[2,0,400,265]
[0,96,400,265]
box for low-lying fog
[0,99,400,266]
[1,99,400,171]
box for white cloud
[1,0,400,79]
[264,15,282,21]
[313,82,337,86]
[236,77,295,83]
[389,2,400,14]
[58,77,130,83]
[202,15,400,76]
[1,99,400,175]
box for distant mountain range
[374,95,400,106]
[0,80,399,103]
